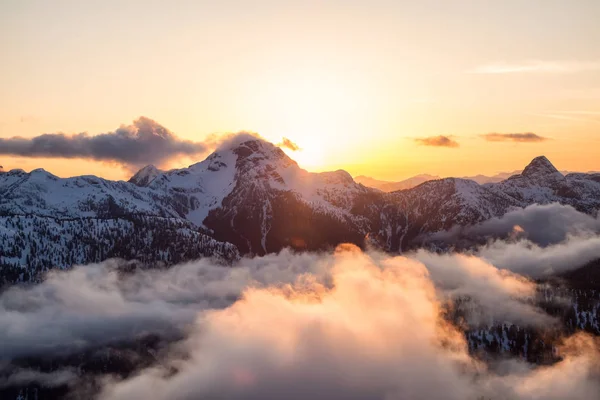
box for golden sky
[1,0,599,181]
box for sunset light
[1,2,600,399]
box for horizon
[1,131,594,183]
[2,1,600,181]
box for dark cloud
[482,133,548,143]
[278,137,301,151]
[415,135,459,148]
[0,117,208,168]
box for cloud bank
[1,237,599,397]
[482,132,548,143]
[423,204,600,278]
[414,135,459,148]
[430,203,600,247]
[98,245,600,400]
[0,117,208,168]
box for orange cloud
[278,137,301,151]
[482,133,548,143]
[415,135,459,148]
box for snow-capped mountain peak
[129,164,162,187]
[521,156,563,180]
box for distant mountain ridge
[357,168,598,191]
[355,174,441,192]
[2,135,600,282]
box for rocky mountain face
[2,137,600,279]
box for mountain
[128,164,163,186]
[358,168,594,189]
[377,177,524,251]
[355,171,522,191]
[134,137,378,254]
[0,168,239,283]
[1,137,600,282]
[355,174,440,192]
[485,156,600,213]
[461,171,520,184]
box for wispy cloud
[470,60,600,74]
[414,135,459,148]
[278,137,301,151]
[482,133,548,143]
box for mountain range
[2,134,600,282]
[356,169,598,191]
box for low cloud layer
[0,117,208,168]
[424,204,600,278]
[479,235,600,278]
[429,203,600,247]
[278,137,301,151]
[482,132,548,143]
[415,135,459,148]
[1,237,599,397]
[99,245,599,400]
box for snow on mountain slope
[0,168,239,276]
[199,138,378,254]
[128,164,162,186]
[131,137,375,230]
[486,156,600,212]
[0,168,179,218]
[376,178,523,251]
[0,214,239,283]
[140,149,239,227]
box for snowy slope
[128,164,162,186]
[0,168,178,218]
[486,156,600,212]
[197,138,378,254]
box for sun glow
[252,67,378,171]
[281,141,326,170]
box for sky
[1,0,599,181]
